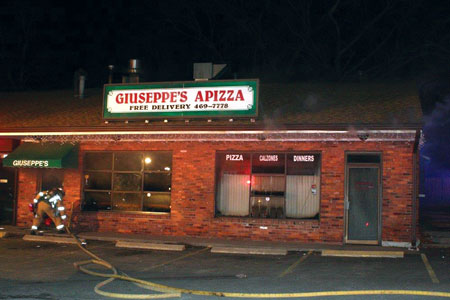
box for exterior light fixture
[124,120,129,124]
[146,193,151,197]
[164,119,168,123]
[2,154,7,158]
[144,157,152,164]
[207,119,212,123]
[104,120,109,124]
[164,167,171,171]
[250,118,255,123]
[357,133,369,141]
[229,118,233,122]
[144,120,149,124]
[185,120,189,123]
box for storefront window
[82,151,172,212]
[216,152,320,219]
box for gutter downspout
[412,129,420,248]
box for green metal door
[347,167,379,242]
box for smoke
[422,94,450,171]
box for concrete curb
[211,246,287,255]
[322,249,404,258]
[115,241,186,251]
[23,234,85,244]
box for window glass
[252,153,285,174]
[82,151,172,213]
[287,154,320,175]
[216,153,251,175]
[251,175,285,195]
[112,193,141,211]
[144,152,172,171]
[144,173,171,191]
[83,192,111,211]
[84,172,111,190]
[143,192,171,212]
[84,153,112,170]
[113,173,142,191]
[347,154,380,163]
[215,153,251,217]
[114,152,142,171]
[216,152,321,219]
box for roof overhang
[0,129,418,142]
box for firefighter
[30,187,67,235]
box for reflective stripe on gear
[31,225,38,230]
[56,224,65,230]
[58,206,65,211]
[61,215,67,220]
[32,201,64,231]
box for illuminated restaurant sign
[103,80,258,119]
[224,153,317,163]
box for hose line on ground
[67,207,450,299]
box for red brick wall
[15,140,415,244]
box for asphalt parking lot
[0,237,449,299]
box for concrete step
[115,240,186,251]
[322,249,404,258]
[211,246,287,255]
[0,226,26,238]
[23,234,85,245]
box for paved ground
[0,236,449,299]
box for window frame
[82,151,172,213]
[215,151,321,220]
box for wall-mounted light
[357,133,369,141]
[144,157,152,164]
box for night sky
[1,0,450,91]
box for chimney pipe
[73,68,87,99]
[128,59,141,83]
[108,65,114,84]
[79,75,86,99]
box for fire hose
[66,206,450,299]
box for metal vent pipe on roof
[129,59,141,73]
[108,65,114,84]
[74,68,87,99]
[128,59,141,83]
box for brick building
[0,81,422,247]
